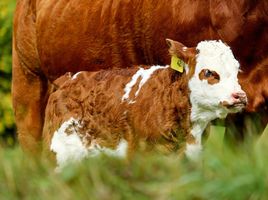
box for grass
[0,126,268,200]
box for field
[1,1,268,199]
[0,125,268,200]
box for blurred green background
[0,0,17,146]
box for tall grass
[0,126,267,200]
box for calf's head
[167,39,247,119]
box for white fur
[189,41,243,120]
[185,123,206,160]
[72,72,82,80]
[186,40,245,159]
[122,65,168,103]
[185,143,202,160]
[90,139,128,157]
[50,118,87,169]
[184,63,190,74]
[51,118,128,169]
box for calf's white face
[188,41,247,120]
[166,39,247,160]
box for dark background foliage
[0,0,17,146]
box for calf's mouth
[220,99,247,111]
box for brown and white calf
[43,40,247,168]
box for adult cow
[12,0,268,153]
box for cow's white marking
[90,139,128,158]
[51,117,128,170]
[189,40,243,122]
[50,118,87,169]
[121,69,142,102]
[186,40,245,160]
[185,123,205,160]
[185,63,189,74]
[72,72,82,80]
[122,65,168,103]
[185,143,202,160]
[134,65,169,97]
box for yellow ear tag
[171,56,184,73]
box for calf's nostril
[231,92,248,105]
[232,93,240,100]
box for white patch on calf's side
[90,139,128,158]
[122,65,168,103]
[72,72,82,80]
[134,65,169,97]
[121,69,142,102]
[51,118,128,169]
[114,139,128,157]
[50,118,87,168]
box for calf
[43,40,247,168]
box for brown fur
[43,68,192,155]
[43,40,197,155]
[13,0,268,151]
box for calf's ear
[166,39,198,63]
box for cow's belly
[35,0,215,80]
[36,0,147,80]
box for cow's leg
[12,46,48,154]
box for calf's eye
[204,70,212,77]
[199,68,220,85]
